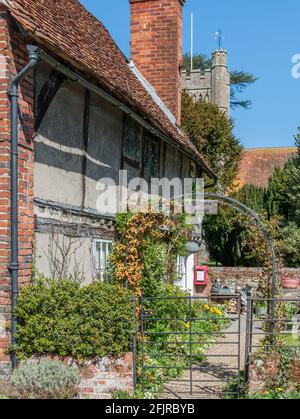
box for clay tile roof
[238,147,297,189]
[4,0,215,178]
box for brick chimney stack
[129,0,185,126]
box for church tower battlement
[182,50,231,117]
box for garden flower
[210,307,221,315]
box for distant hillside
[237,147,297,189]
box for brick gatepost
[129,0,185,126]
[0,9,35,376]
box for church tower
[211,50,231,117]
[182,50,231,118]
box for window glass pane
[101,242,105,269]
[96,242,101,270]
[144,135,160,180]
[94,240,113,282]
[123,117,142,162]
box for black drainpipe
[8,45,40,369]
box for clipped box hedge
[15,279,134,361]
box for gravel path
[158,314,261,399]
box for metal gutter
[8,45,40,369]
[38,49,217,181]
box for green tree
[230,70,258,110]
[203,130,300,268]
[203,206,245,266]
[281,223,300,267]
[183,53,257,109]
[235,184,266,213]
[266,129,300,267]
[181,92,242,191]
[267,131,300,222]
[203,184,272,267]
[183,53,212,73]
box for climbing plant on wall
[109,211,192,297]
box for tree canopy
[266,129,300,266]
[267,130,300,223]
[181,91,242,191]
[203,130,300,268]
[203,185,282,267]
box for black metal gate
[139,294,242,399]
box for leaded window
[122,117,142,163]
[143,135,160,181]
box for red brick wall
[0,11,35,375]
[77,353,134,399]
[130,0,185,125]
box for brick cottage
[0,0,217,377]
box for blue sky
[81,0,300,149]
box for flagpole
[190,12,194,72]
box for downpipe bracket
[8,262,19,271]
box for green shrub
[15,279,134,360]
[223,376,300,399]
[248,390,300,399]
[0,358,79,399]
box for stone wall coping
[209,267,300,273]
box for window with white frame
[94,239,113,282]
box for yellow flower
[184,322,190,329]
[277,388,284,393]
[204,304,210,311]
